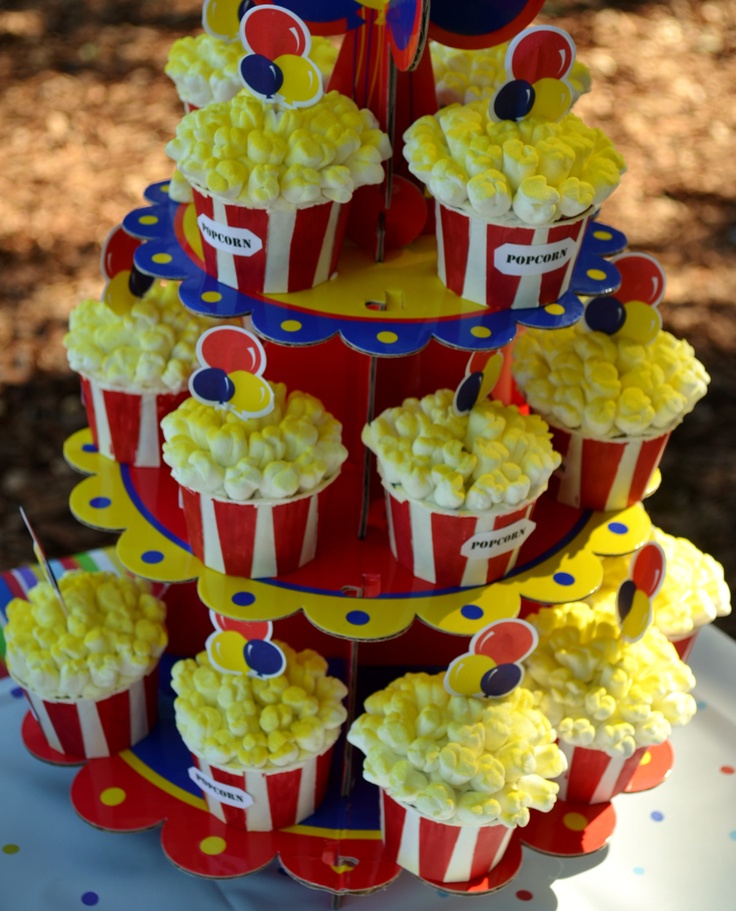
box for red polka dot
[720,765,735,775]
[516,890,534,901]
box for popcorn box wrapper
[188,744,334,831]
[382,479,540,587]
[22,665,160,759]
[380,791,514,884]
[192,188,351,295]
[80,375,188,468]
[435,202,593,311]
[555,741,647,804]
[545,422,672,512]
[179,475,338,579]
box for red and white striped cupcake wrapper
[546,423,672,512]
[380,791,513,884]
[189,744,334,831]
[667,629,700,662]
[383,482,539,587]
[80,375,188,468]
[435,202,592,311]
[180,476,336,578]
[555,741,647,804]
[22,665,159,759]
[192,189,350,294]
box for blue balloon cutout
[455,372,483,414]
[585,295,626,335]
[481,662,522,697]
[244,639,286,677]
[192,367,235,404]
[617,579,637,623]
[240,54,284,98]
[493,79,535,122]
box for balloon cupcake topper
[19,507,68,617]
[189,325,275,420]
[445,618,538,699]
[101,224,153,315]
[205,610,287,678]
[453,350,504,415]
[490,25,576,123]
[583,252,666,345]
[616,541,666,643]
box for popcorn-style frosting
[511,323,710,438]
[165,34,339,110]
[165,90,392,210]
[523,601,696,758]
[430,41,591,108]
[65,281,218,393]
[595,528,731,638]
[161,386,348,501]
[362,390,560,511]
[171,644,348,770]
[5,572,167,700]
[403,107,624,225]
[348,673,567,828]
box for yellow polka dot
[2,844,20,855]
[160,184,170,193]
[280,319,303,332]
[376,331,398,344]
[562,812,589,832]
[470,326,492,339]
[138,215,159,225]
[100,787,126,807]
[152,253,173,264]
[201,291,222,303]
[640,750,652,766]
[586,268,607,281]
[200,836,227,856]
[544,303,565,316]
[592,230,612,241]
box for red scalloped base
[624,740,674,793]
[520,799,617,856]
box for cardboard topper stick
[205,610,286,678]
[19,507,68,616]
[617,541,666,644]
[445,618,538,698]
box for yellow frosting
[362,390,560,511]
[5,572,167,699]
[161,386,348,501]
[511,324,710,438]
[165,90,391,210]
[65,281,219,393]
[430,40,591,108]
[348,672,567,828]
[403,108,624,225]
[594,528,731,638]
[165,34,339,109]
[523,601,696,758]
[171,644,348,769]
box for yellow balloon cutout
[207,629,249,674]
[530,78,572,121]
[478,352,504,404]
[229,370,274,417]
[621,589,653,643]
[446,653,496,697]
[104,271,137,315]
[619,300,662,345]
[274,54,323,108]
[202,0,241,42]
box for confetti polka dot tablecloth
[1,627,735,910]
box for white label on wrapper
[494,238,576,275]
[197,213,264,257]
[188,766,254,809]
[460,518,536,559]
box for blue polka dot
[633,867,645,875]
[10,686,23,699]
[346,610,370,626]
[82,443,99,453]
[607,522,629,535]
[651,811,664,822]
[81,893,99,906]
[231,591,256,607]
[141,550,164,565]
[553,572,575,586]
[89,497,111,509]
[460,604,484,620]
[696,700,707,710]
[729,831,736,841]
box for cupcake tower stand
[14,0,680,901]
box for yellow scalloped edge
[65,428,652,642]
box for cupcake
[594,528,731,660]
[4,571,167,758]
[171,643,347,830]
[348,672,567,883]
[511,323,710,510]
[161,385,348,578]
[523,600,696,803]
[362,389,560,586]
[164,90,391,294]
[64,280,219,467]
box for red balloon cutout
[611,252,666,307]
[509,27,575,84]
[241,6,309,59]
[630,543,666,599]
[473,619,537,665]
[101,225,142,280]
[198,327,266,375]
[212,613,272,641]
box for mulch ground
[1,0,735,636]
